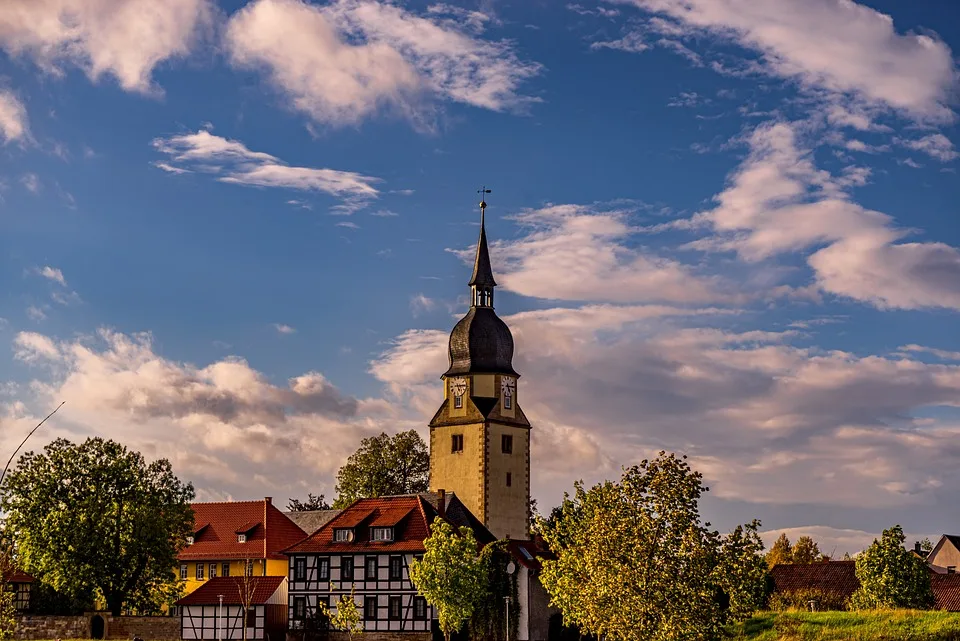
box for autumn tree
[538,452,766,641]
[287,494,331,511]
[766,533,793,569]
[791,536,823,564]
[409,520,487,641]
[850,525,934,610]
[334,431,429,508]
[318,585,363,639]
[0,438,194,615]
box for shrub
[768,589,849,612]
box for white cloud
[25,306,47,322]
[35,266,67,286]
[273,323,296,335]
[409,294,436,316]
[898,345,960,362]
[683,121,960,310]
[336,221,360,229]
[19,173,41,193]
[758,526,938,558]
[0,0,212,94]
[0,90,29,143]
[607,0,958,122]
[152,129,380,211]
[370,209,399,217]
[896,134,959,162]
[224,0,540,128]
[459,204,729,304]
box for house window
[294,558,307,581]
[245,560,254,577]
[209,563,217,579]
[413,597,427,620]
[371,527,393,542]
[506,472,512,487]
[454,395,463,409]
[196,564,204,580]
[502,434,513,454]
[246,608,256,628]
[186,536,194,545]
[949,566,957,574]
[364,597,378,621]
[341,556,354,581]
[179,564,187,580]
[365,556,378,581]
[451,434,463,453]
[222,563,230,578]
[503,395,512,410]
[389,596,402,620]
[334,528,355,542]
[319,558,330,580]
[293,597,306,621]
[389,556,403,581]
[237,534,247,543]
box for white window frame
[196,564,204,580]
[237,533,247,543]
[334,528,354,542]
[180,564,188,581]
[371,527,394,542]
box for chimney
[915,541,922,554]
[437,489,446,519]
[265,496,272,504]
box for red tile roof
[3,569,34,584]
[180,498,307,561]
[770,561,859,598]
[932,574,960,611]
[176,576,286,606]
[283,493,494,555]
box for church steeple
[469,189,496,308]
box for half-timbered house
[283,492,494,637]
[177,576,288,641]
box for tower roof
[468,207,497,288]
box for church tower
[429,193,531,541]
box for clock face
[501,376,515,397]
[450,377,468,397]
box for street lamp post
[505,560,516,641]
[218,595,224,641]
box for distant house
[3,569,33,612]
[177,576,287,641]
[926,535,960,574]
[283,492,495,638]
[283,509,341,536]
[770,560,859,606]
[179,497,307,598]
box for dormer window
[186,536,194,545]
[334,528,355,543]
[237,534,247,543]
[371,527,394,542]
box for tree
[919,538,934,554]
[286,493,331,512]
[0,438,194,615]
[538,452,766,641]
[791,536,822,564]
[850,525,934,610]
[237,560,258,641]
[409,520,487,641]
[468,541,519,641]
[766,533,793,569]
[333,431,429,508]
[318,585,363,639]
[0,535,19,639]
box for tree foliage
[538,452,766,641]
[791,536,823,564]
[286,494,331,512]
[468,541,519,641]
[850,525,934,610]
[0,438,195,615]
[409,520,488,641]
[318,586,363,639]
[766,534,793,569]
[0,538,18,639]
[333,431,429,509]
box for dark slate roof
[468,216,497,288]
[283,509,341,536]
[429,393,530,429]
[944,535,960,550]
[770,561,859,598]
[445,307,517,377]
[176,577,285,606]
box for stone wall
[108,615,181,640]
[14,615,88,640]
[329,633,430,641]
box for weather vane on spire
[478,186,491,212]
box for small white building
[177,576,288,641]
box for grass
[728,610,960,641]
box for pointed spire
[469,188,497,288]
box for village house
[4,568,33,612]
[926,535,960,573]
[178,497,306,599]
[177,576,288,641]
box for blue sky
[1,0,959,555]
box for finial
[478,186,491,216]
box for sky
[0,0,959,557]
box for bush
[768,589,849,612]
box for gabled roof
[282,493,495,555]
[284,510,341,536]
[770,561,859,598]
[176,576,286,606]
[3,569,34,584]
[932,573,960,611]
[180,498,307,561]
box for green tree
[766,533,793,569]
[538,452,766,641]
[333,431,429,509]
[286,493,331,511]
[318,585,363,639]
[0,438,194,615]
[468,541,519,641]
[0,538,18,639]
[919,538,934,554]
[409,520,487,641]
[850,525,934,610]
[791,536,822,564]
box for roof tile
[176,576,285,606]
[180,499,306,561]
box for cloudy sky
[1,0,959,555]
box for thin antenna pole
[0,401,65,489]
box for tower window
[454,395,463,409]
[451,434,464,453]
[506,472,512,487]
[502,434,513,454]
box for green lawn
[728,611,960,641]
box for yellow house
[179,497,307,596]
